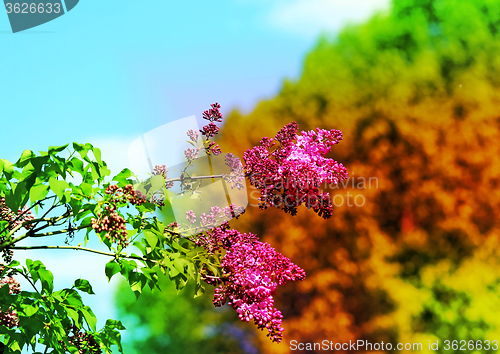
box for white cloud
[268,0,391,38]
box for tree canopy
[216,0,500,352]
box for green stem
[0,212,76,251]
[22,202,59,236]
[27,208,74,236]
[11,245,154,263]
[29,225,88,238]
[0,196,57,236]
[165,174,224,183]
[11,267,41,294]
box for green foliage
[73,279,95,295]
[114,274,256,354]
[0,259,123,354]
[104,219,224,300]
[0,141,234,353]
[0,144,147,352]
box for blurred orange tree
[115,0,500,352]
[218,0,500,352]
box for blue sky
[0,0,391,344]
[1,0,391,163]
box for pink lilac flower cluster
[200,103,223,155]
[224,153,245,190]
[206,141,222,155]
[185,210,196,225]
[199,206,221,227]
[200,123,220,138]
[214,240,306,343]
[0,198,36,263]
[185,127,202,160]
[193,222,305,343]
[193,222,254,252]
[0,268,21,328]
[223,204,245,219]
[186,129,199,142]
[202,102,223,122]
[243,122,348,219]
[152,164,175,189]
[0,199,36,231]
[164,222,179,235]
[184,147,201,160]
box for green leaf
[79,182,93,196]
[29,155,50,176]
[0,159,13,175]
[119,260,137,279]
[156,192,176,226]
[68,197,82,216]
[26,259,53,294]
[12,180,31,210]
[7,335,22,352]
[143,229,158,248]
[68,157,84,175]
[65,307,81,326]
[130,273,147,299]
[194,282,206,298]
[38,268,54,294]
[25,258,33,269]
[113,168,133,179]
[21,302,39,317]
[99,164,111,178]
[15,150,35,168]
[150,175,164,192]
[63,289,83,307]
[29,184,49,204]
[173,257,189,274]
[105,261,121,282]
[104,319,126,330]
[96,323,124,354]
[8,260,20,268]
[81,306,97,332]
[18,316,44,340]
[0,282,10,299]
[92,147,102,164]
[48,144,69,155]
[112,168,134,186]
[73,142,93,159]
[48,177,70,200]
[172,274,188,292]
[89,162,100,181]
[19,161,36,181]
[73,279,95,295]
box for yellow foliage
[218,0,500,351]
